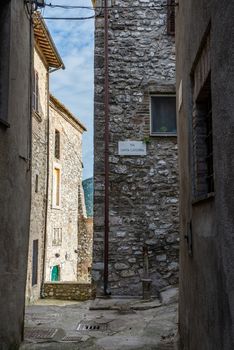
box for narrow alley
[1,0,234,349]
[21,287,178,350]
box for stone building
[93,0,179,296]
[26,13,64,303]
[45,95,87,283]
[0,0,31,347]
[176,1,234,349]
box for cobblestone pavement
[21,290,178,350]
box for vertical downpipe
[104,0,110,296]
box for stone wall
[93,0,179,296]
[176,1,234,349]
[44,282,95,301]
[0,1,31,347]
[26,47,49,304]
[78,216,93,282]
[45,97,85,282]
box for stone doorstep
[89,297,162,311]
[159,287,179,305]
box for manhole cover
[24,328,58,339]
[77,322,107,331]
[61,335,82,342]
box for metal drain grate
[24,328,58,340]
[61,335,82,342]
[77,322,107,331]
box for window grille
[193,74,214,197]
[167,0,175,35]
[192,31,214,198]
[52,228,62,246]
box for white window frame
[150,94,177,136]
[52,162,62,209]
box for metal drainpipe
[41,65,63,297]
[104,0,110,296]
[40,70,50,297]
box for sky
[43,1,94,180]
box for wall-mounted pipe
[104,0,110,296]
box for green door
[51,265,60,281]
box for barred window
[52,228,62,246]
[167,0,175,35]
[192,32,214,198]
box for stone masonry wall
[26,48,48,304]
[45,100,84,282]
[77,215,93,283]
[93,0,179,296]
[77,182,93,283]
[44,282,95,301]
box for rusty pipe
[104,0,110,296]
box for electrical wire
[45,3,172,10]
[43,15,95,20]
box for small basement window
[150,95,176,135]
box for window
[53,164,61,208]
[32,70,39,113]
[55,130,60,159]
[32,240,38,286]
[167,0,175,35]
[0,2,11,127]
[52,228,62,246]
[35,174,39,193]
[150,95,176,135]
[192,31,214,198]
[193,74,214,197]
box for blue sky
[43,1,94,180]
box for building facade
[26,13,64,303]
[0,0,31,347]
[176,1,234,349]
[93,0,179,296]
[45,95,87,283]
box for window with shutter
[167,0,175,35]
[53,164,61,208]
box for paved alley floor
[21,289,178,350]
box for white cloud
[44,0,94,179]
